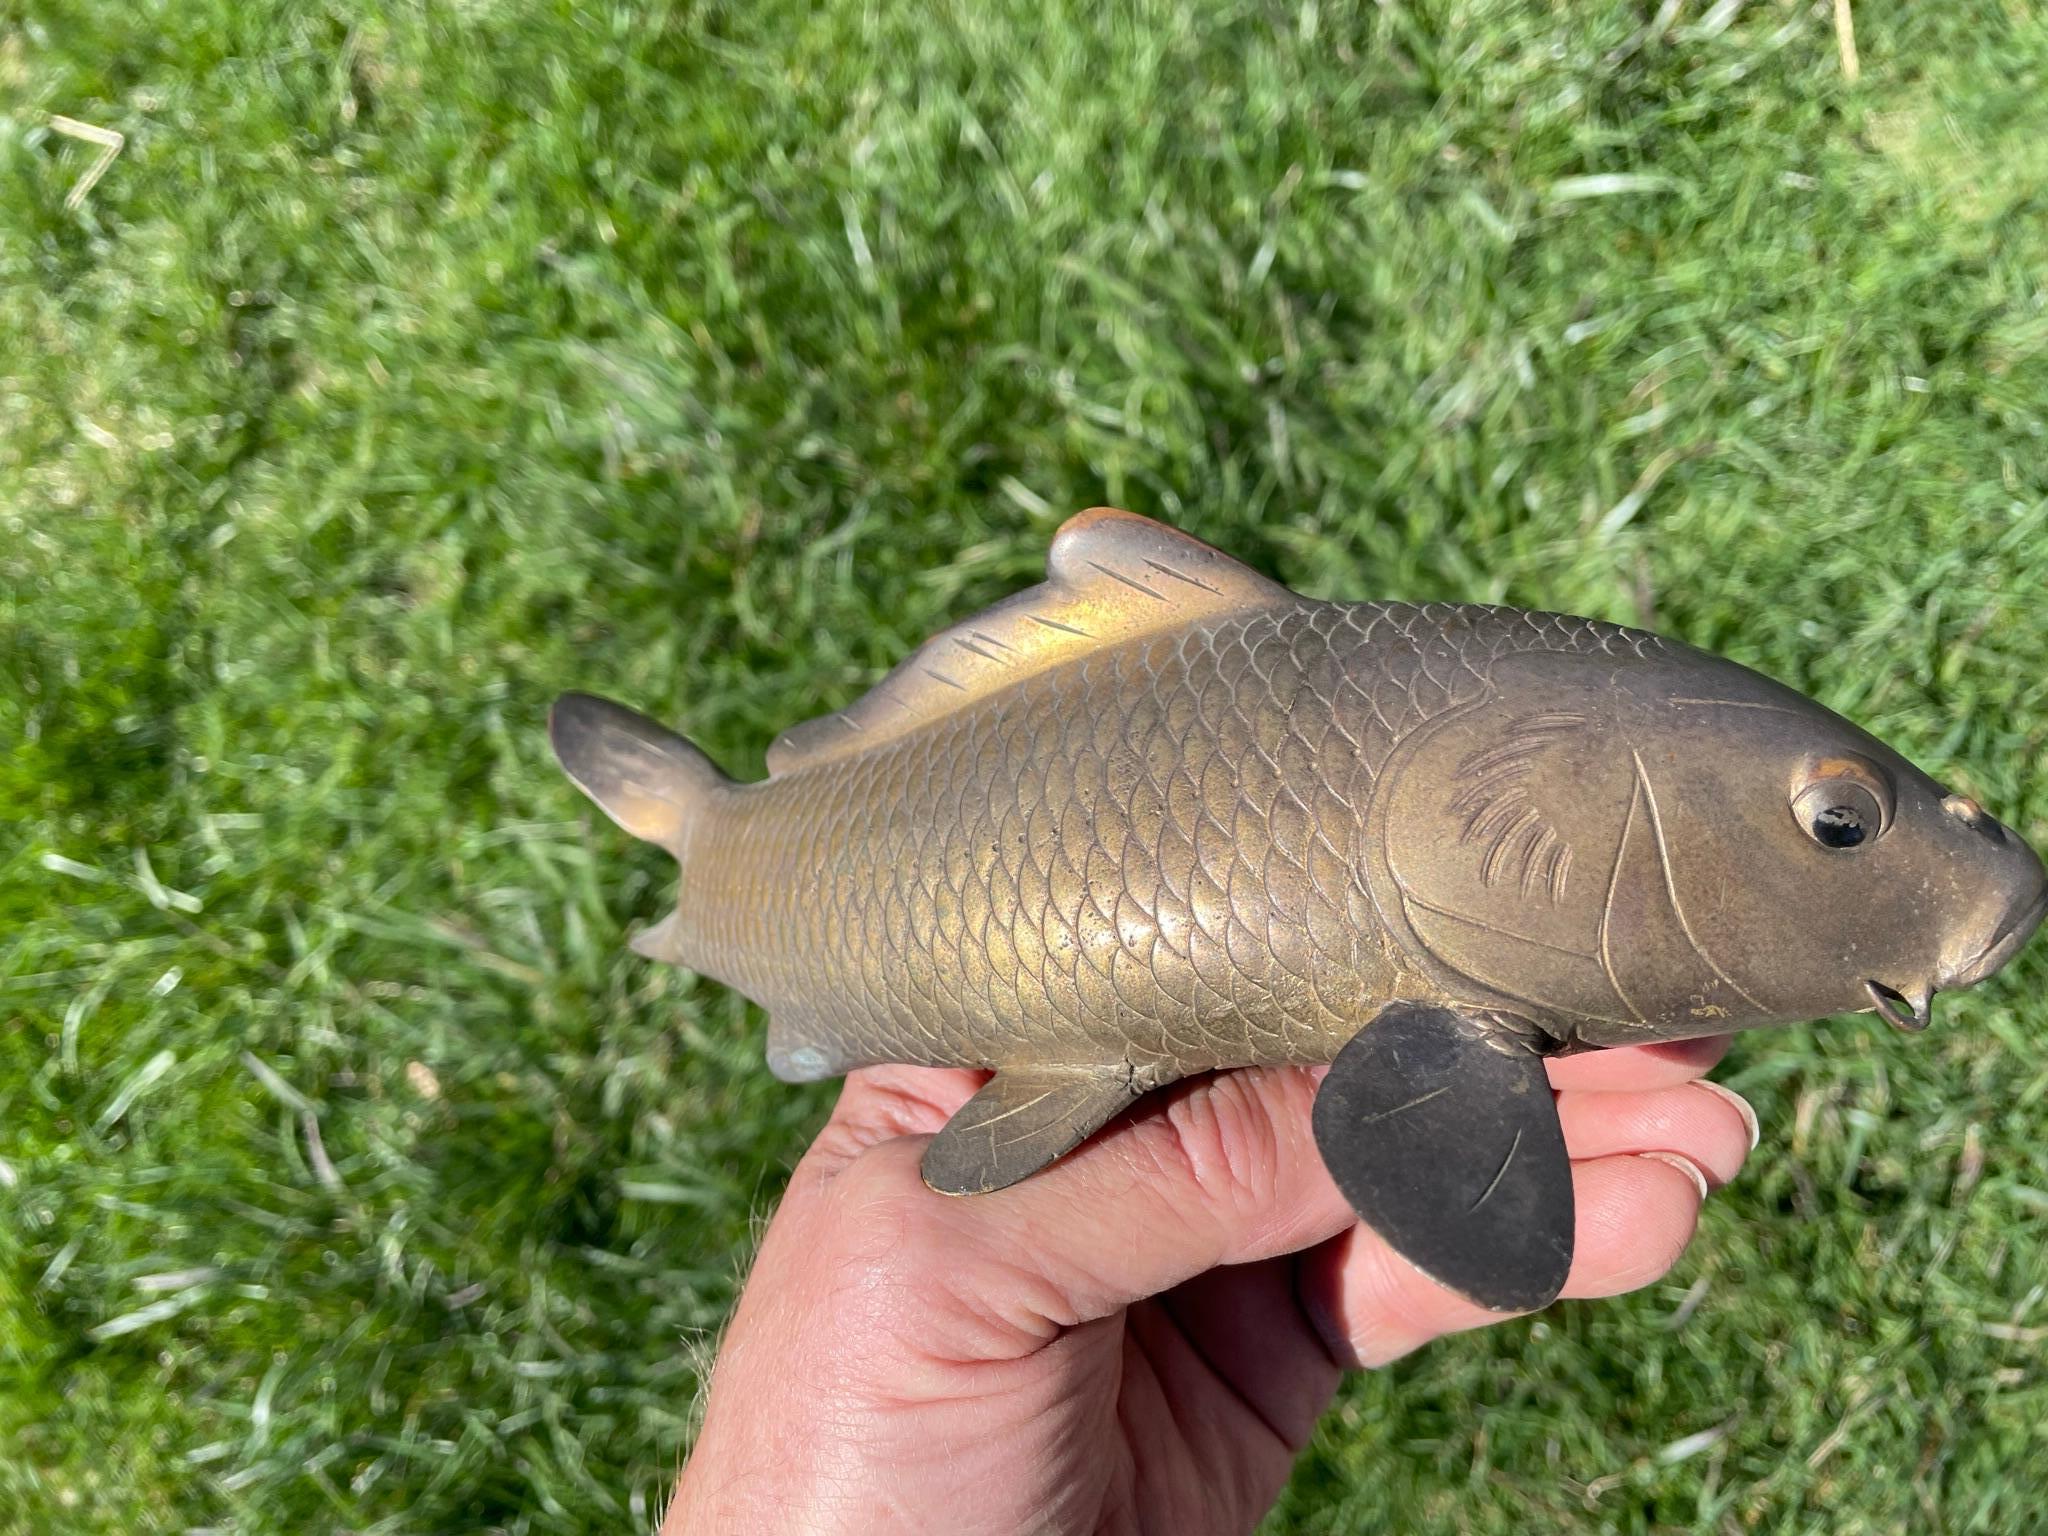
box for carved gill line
[1503,816,1551,894]
[1597,778,1649,1023]
[1454,713,1589,779]
[1396,882,1644,1025]
[1469,1127,1522,1213]
[1399,889,1600,959]
[1455,740,1547,782]
[1449,781,1517,825]
[1448,715,1589,869]
[1448,755,1535,813]
[1520,825,1559,898]
[1464,794,1531,849]
[1628,749,1771,1014]
[1547,843,1572,905]
[1481,806,1544,886]
[1455,788,1519,841]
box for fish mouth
[1863,887,2048,1033]
[1864,979,1932,1033]
[1940,886,2048,994]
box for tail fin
[548,693,730,958]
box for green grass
[5,0,2048,1529]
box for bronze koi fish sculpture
[551,510,2046,1312]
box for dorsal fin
[766,509,1290,776]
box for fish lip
[1867,885,2046,1032]
[1864,979,1931,1033]
[1942,886,2048,992]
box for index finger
[1545,1034,1729,1092]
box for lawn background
[7,0,2048,1530]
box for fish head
[1366,642,2046,1046]
[1588,652,2047,1040]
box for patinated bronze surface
[552,510,2047,1312]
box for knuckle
[815,1141,1059,1364]
[814,1145,945,1311]
[1139,1071,1291,1216]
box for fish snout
[1938,883,2048,994]
[1873,884,2044,1035]
[1935,823,2048,995]
[1873,812,2044,1032]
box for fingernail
[1696,1080,1760,1152]
[1638,1151,1710,1202]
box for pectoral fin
[1312,1003,1572,1313]
[921,1068,1144,1196]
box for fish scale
[677,597,1655,1080]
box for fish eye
[1790,763,1890,851]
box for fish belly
[684,606,1399,1079]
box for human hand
[663,1042,1755,1535]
